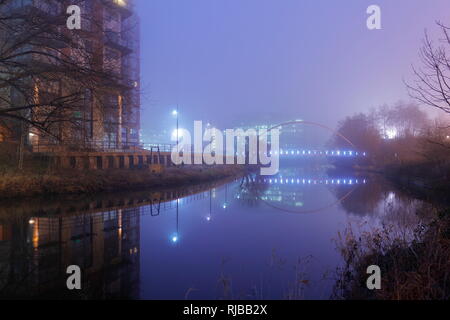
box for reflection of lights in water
[388,192,395,201]
[255,177,367,185]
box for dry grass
[0,165,245,199]
[333,206,450,300]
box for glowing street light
[171,106,179,151]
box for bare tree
[407,22,450,115]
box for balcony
[104,31,133,55]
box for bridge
[275,149,367,157]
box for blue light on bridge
[275,149,366,157]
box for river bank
[0,165,246,199]
[332,161,450,300]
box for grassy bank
[0,165,246,199]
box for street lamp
[172,107,179,151]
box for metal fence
[30,140,174,154]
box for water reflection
[0,167,431,299]
[0,181,230,299]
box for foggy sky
[136,0,450,140]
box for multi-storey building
[0,0,140,149]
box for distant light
[116,0,126,6]
[29,219,36,225]
[386,128,397,139]
[446,136,450,140]
[172,109,178,116]
[206,216,211,222]
[171,128,184,140]
[222,203,228,209]
[171,236,178,243]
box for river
[0,164,428,299]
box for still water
[0,165,421,299]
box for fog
[137,0,450,142]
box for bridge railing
[30,140,175,154]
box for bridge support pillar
[123,155,130,169]
[102,156,110,170]
[89,157,97,170]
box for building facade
[1,0,141,149]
